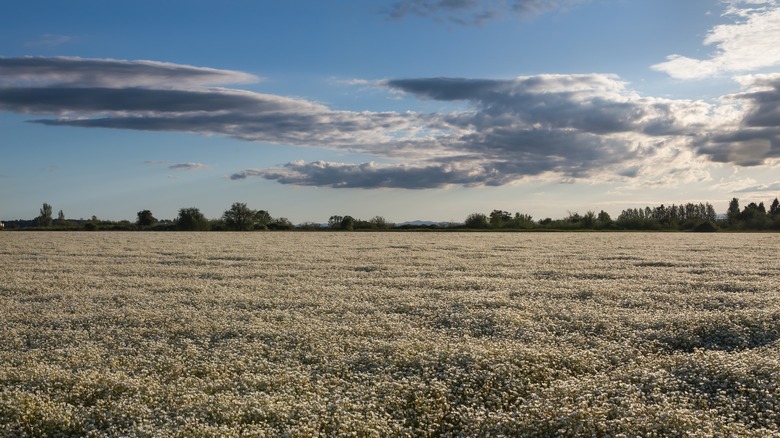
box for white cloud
[24,34,75,49]
[693,73,780,165]
[653,1,780,79]
[733,181,780,193]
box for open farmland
[2,232,780,436]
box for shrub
[692,220,718,233]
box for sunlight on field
[1,232,780,436]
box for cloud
[652,1,780,79]
[0,56,258,88]
[169,163,207,171]
[24,34,75,49]
[0,57,418,150]
[27,97,421,150]
[385,75,710,136]
[231,160,516,189]
[374,75,715,185]
[231,71,721,189]
[693,73,780,165]
[734,181,780,192]
[1,56,777,190]
[383,0,585,24]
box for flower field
[1,231,780,436]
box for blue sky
[2,0,780,223]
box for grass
[1,232,779,436]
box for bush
[464,213,489,229]
[692,220,718,233]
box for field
[1,232,780,436]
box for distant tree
[566,212,583,224]
[705,203,717,221]
[340,215,355,231]
[771,198,780,216]
[136,210,156,227]
[37,203,53,227]
[268,217,294,230]
[55,209,73,228]
[222,202,255,231]
[582,211,597,229]
[727,198,740,224]
[297,221,323,231]
[328,215,344,230]
[489,210,512,228]
[739,202,772,229]
[255,210,272,228]
[740,202,761,220]
[615,208,660,230]
[369,216,389,230]
[596,210,612,228]
[510,212,534,229]
[176,207,209,231]
[668,205,680,225]
[464,213,489,229]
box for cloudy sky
[2,0,780,223]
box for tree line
[463,198,780,231]
[4,202,394,232]
[4,197,780,232]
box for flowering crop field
[1,232,780,437]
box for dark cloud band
[0,56,258,88]
[384,0,586,24]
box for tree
[56,209,73,228]
[705,203,717,221]
[369,216,389,230]
[771,198,780,216]
[566,212,583,224]
[269,217,294,230]
[176,207,209,231]
[489,210,511,228]
[464,213,489,229]
[340,215,355,231]
[581,211,597,229]
[222,202,255,231]
[255,210,272,228]
[136,210,156,227]
[511,212,534,229]
[727,198,740,224]
[596,210,612,228]
[328,215,344,230]
[739,202,772,229]
[38,203,53,227]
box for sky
[2,0,780,224]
